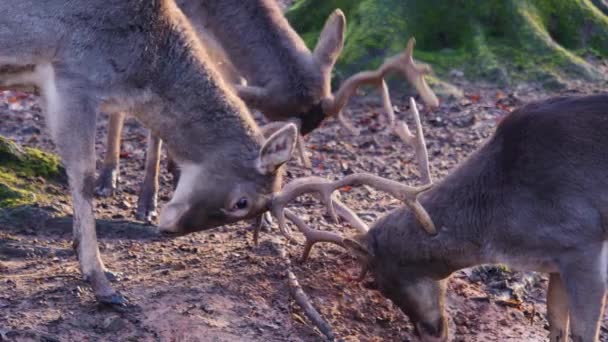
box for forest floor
[3,72,608,342]
[3,0,608,339]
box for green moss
[0,137,63,180]
[0,137,65,208]
[287,0,608,86]
[0,177,35,207]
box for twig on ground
[269,238,336,341]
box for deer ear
[343,233,372,263]
[314,9,346,69]
[256,123,298,174]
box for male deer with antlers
[270,95,608,341]
[0,0,302,305]
[96,0,439,222]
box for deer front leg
[559,247,607,342]
[136,132,162,222]
[296,135,311,169]
[547,273,569,342]
[45,83,125,305]
[95,112,125,197]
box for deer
[95,0,440,223]
[267,95,608,341]
[0,0,306,306]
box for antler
[322,37,439,130]
[270,172,436,261]
[389,96,433,184]
[266,97,436,259]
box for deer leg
[136,132,162,222]
[95,112,125,197]
[559,246,607,342]
[45,81,125,305]
[166,150,181,190]
[296,135,311,169]
[547,273,569,342]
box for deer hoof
[96,292,129,307]
[136,195,158,223]
[95,167,119,197]
[104,270,123,283]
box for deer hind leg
[136,132,162,222]
[559,243,608,342]
[166,152,181,190]
[547,273,570,342]
[43,70,125,305]
[95,112,126,197]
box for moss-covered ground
[287,0,608,87]
[0,136,65,208]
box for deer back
[0,0,299,233]
[177,0,344,122]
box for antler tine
[330,196,369,233]
[284,209,344,262]
[387,37,439,109]
[409,97,432,184]
[391,97,433,184]
[272,172,436,248]
[323,37,438,122]
[334,174,436,234]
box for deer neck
[371,145,502,277]
[425,144,505,272]
[134,1,263,164]
[194,0,315,90]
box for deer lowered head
[263,95,608,341]
[189,0,439,135]
[158,122,299,234]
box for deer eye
[233,197,248,210]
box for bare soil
[2,75,608,342]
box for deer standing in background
[271,95,608,341]
[97,0,439,222]
[0,0,300,305]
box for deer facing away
[0,0,301,305]
[271,95,608,341]
[97,0,439,222]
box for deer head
[159,123,298,234]
[251,99,447,340]
[232,8,439,135]
[343,232,448,342]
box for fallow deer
[0,0,299,305]
[272,95,608,341]
[97,0,439,222]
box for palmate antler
[267,99,436,261]
[323,37,439,123]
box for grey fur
[182,0,337,122]
[351,95,608,341]
[98,0,346,219]
[0,0,296,304]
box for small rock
[102,316,126,332]
[449,69,465,78]
[429,116,446,127]
[172,262,187,271]
[118,200,131,210]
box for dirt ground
[2,2,608,338]
[3,73,608,341]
